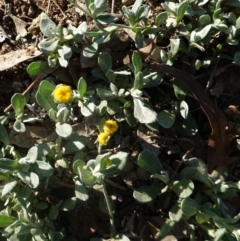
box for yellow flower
[98,132,109,145]
[53,85,72,103]
[103,119,118,135]
[104,159,112,167]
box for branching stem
[102,182,116,238]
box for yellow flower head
[103,119,118,135]
[53,85,72,103]
[104,159,112,167]
[98,132,109,145]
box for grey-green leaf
[133,72,144,90]
[173,78,188,101]
[98,52,112,74]
[77,77,87,98]
[78,166,96,187]
[55,123,72,138]
[234,51,240,65]
[133,185,159,203]
[49,205,59,220]
[36,80,57,114]
[113,234,131,241]
[22,146,38,163]
[30,172,39,188]
[135,31,143,48]
[33,161,54,179]
[39,13,57,37]
[169,38,180,57]
[56,106,70,124]
[0,158,18,174]
[195,211,210,224]
[13,120,26,133]
[155,12,168,26]
[171,179,194,198]
[138,150,163,174]
[27,61,49,76]
[190,24,212,42]
[176,0,189,23]
[11,93,26,116]
[0,123,10,145]
[133,98,156,124]
[155,219,176,238]
[151,172,169,184]
[180,101,189,119]
[181,198,200,217]
[132,52,142,75]
[182,113,198,136]
[157,110,175,128]
[199,14,211,26]
[0,214,17,227]
[58,45,72,60]
[83,42,98,58]
[169,203,183,222]
[97,88,116,100]
[124,107,138,127]
[38,37,59,55]
[80,102,96,117]
[61,197,77,211]
[97,152,128,176]
[64,135,87,154]
[75,180,89,201]
[2,179,18,197]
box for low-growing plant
[0,77,130,241]
[134,150,240,240]
[1,0,240,240]
[36,12,87,68]
[29,0,240,71]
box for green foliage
[27,61,49,76]
[36,80,57,116]
[1,0,240,240]
[133,185,159,204]
[135,151,240,240]
[0,123,10,146]
[157,110,175,128]
[138,150,163,173]
[0,72,130,240]
[37,13,87,68]
[30,0,240,71]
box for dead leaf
[9,126,52,148]
[0,46,42,71]
[122,0,134,6]
[0,25,9,42]
[28,14,41,34]
[160,235,178,241]
[137,124,160,156]
[138,38,157,60]
[150,46,162,63]
[9,14,27,37]
[75,0,88,16]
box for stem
[56,181,74,189]
[55,136,62,159]
[110,23,132,29]
[102,182,116,238]
[98,144,102,154]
